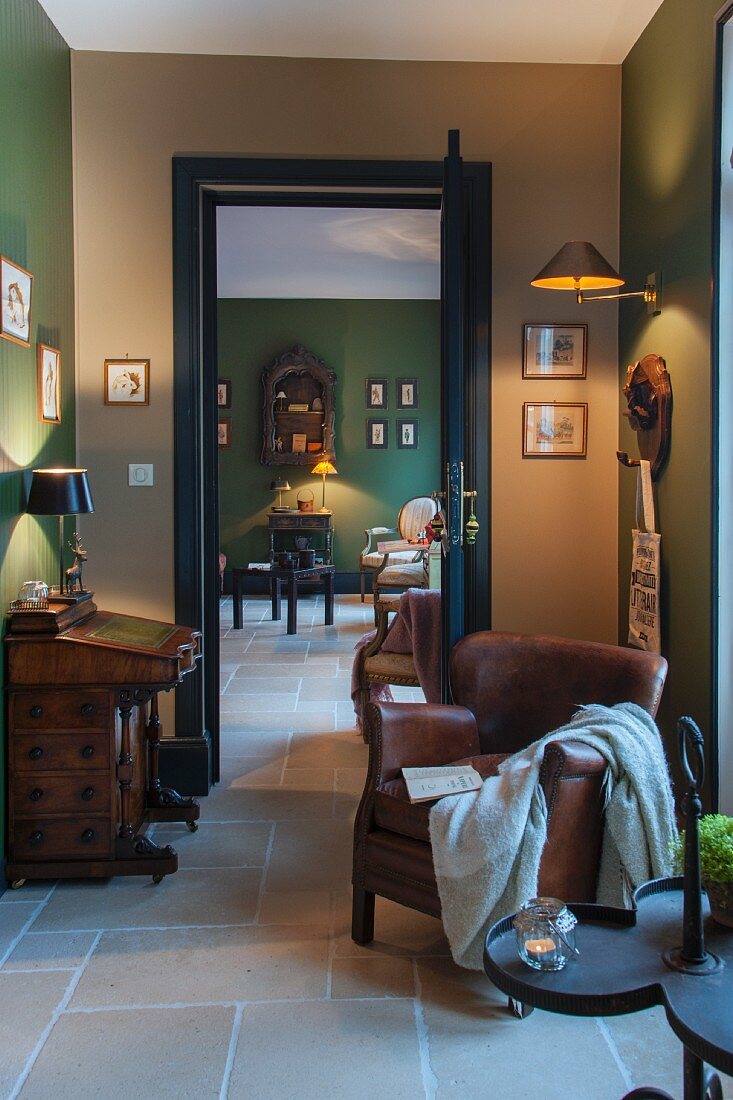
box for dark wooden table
[483,878,733,1100]
[267,511,333,565]
[232,565,335,634]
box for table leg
[271,577,281,621]
[326,528,333,564]
[287,574,297,634]
[233,570,243,630]
[620,1047,723,1100]
[324,571,334,626]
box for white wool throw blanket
[428,702,676,970]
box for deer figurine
[65,532,88,595]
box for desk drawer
[12,817,111,861]
[14,732,110,773]
[13,775,111,817]
[268,515,331,530]
[12,691,110,731]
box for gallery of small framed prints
[522,324,587,379]
[523,402,587,458]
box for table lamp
[269,477,291,510]
[26,468,94,596]
[311,456,337,513]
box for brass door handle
[463,489,479,544]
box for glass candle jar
[513,897,578,972]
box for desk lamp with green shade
[26,467,94,599]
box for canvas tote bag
[628,459,661,654]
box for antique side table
[232,564,335,634]
[267,510,333,565]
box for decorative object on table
[311,454,337,512]
[616,353,672,480]
[297,487,315,513]
[269,476,291,510]
[293,536,311,551]
[217,379,231,408]
[10,581,49,612]
[396,378,418,409]
[103,358,149,405]
[523,402,587,458]
[522,323,587,379]
[261,345,336,467]
[36,344,61,424]
[365,378,388,410]
[278,552,295,568]
[218,418,232,448]
[397,419,418,449]
[531,239,661,315]
[514,897,579,972]
[26,467,94,600]
[64,532,88,595]
[1,255,33,347]
[298,549,316,568]
[366,418,388,449]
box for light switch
[128,463,154,487]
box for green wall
[0,1,76,854]
[619,0,720,800]
[217,299,440,573]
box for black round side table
[484,877,732,1100]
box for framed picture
[218,379,231,408]
[523,402,588,457]
[522,323,588,379]
[366,418,388,449]
[37,343,61,424]
[366,378,388,410]
[103,359,150,405]
[397,419,419,449]
[397,378,418,409]
[1,255,33,347]
[292,433,307,453]
[218,418,232,448]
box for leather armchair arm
[368,701,481,783]
[539,739,608,810]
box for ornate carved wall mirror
[617,352,672,480]
[261,345,336,466]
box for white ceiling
[216,206,441,299]
[40,0,663,64]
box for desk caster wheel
[152,873,164,885]
[186,820,198,833]
[10,879,26,890]
[507,997,533,1019]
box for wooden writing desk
[5,598,201,887]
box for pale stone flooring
[0,594,729,1099]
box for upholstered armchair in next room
[352,630,667,945]
[358,495,435,603]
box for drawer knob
[81,829,95,843]
[81,745,94,759]
[28,747,43,761]
[29,831,44,845]
[81,787,95,802]
[29,705,43,718]
[29,788,43,803]
[80,703,94,716]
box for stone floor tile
[70,925,328,1007]
[0,971,70,1095]
[200,785,335,822]
[280,767,334,791]
[4,931,98,972]
[152,821,272,868]
[228,1000,425,1100]
[299,678,353,702]
[221,691,298,711]
[219,728,290,757]
[217,755,285,787]
[0,882,55,905]
[335,768,367,798]
[219,711,333,732]
[20,1006,234,1100]
[0,903,43,960]
[333,892,451,958]
[331,955,415,999]
[257,890,332,926]
[296,700,337,714]
[225,674,303,692]
[33,869,262,931]
[267,821,353,891]
[286,730,366,768]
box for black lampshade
[27,468,94,516]
[269,478,291,492]
[531,241,625,292]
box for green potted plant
[672,814,733,928]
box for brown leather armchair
[352,630,667,944]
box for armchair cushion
[375,562,426,588]
[361,551,416,569]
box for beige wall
[71,52,620,642]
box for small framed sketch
[37,343,61,424]
[292,433,307,454]
[397,419,418,449]
[1,255,33,347]
[523,402,587,458]
[366,378,388,410]
[104,359,150,405]
[218,379,231,408]
[397,378,418,409]
[366,418,388,449]
[218,418,232,448]
[522,323,587,379]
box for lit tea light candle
[524,937,556,958]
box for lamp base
[317,507,331,514]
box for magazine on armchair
[402,765,482,804]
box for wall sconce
[531,241,661,316]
